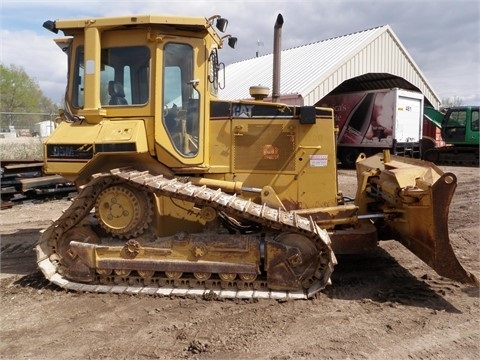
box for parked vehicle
[423,106,479,166]
[320,89,424,167]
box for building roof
[219,25,440,108]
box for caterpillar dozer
[36,13,477,300]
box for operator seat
[108,81,128,105]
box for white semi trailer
[320,88,424,167]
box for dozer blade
[356,152,478,286]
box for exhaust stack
[272,14,283,103]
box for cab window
[72,46,150,108]
[163,43,199,157]
[73,47,84,108]
[471,109,479,131]
[445,109,467,140]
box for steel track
[36,168,336,300]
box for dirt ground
[1,167,479,360]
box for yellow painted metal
[43,119,150,180]
[154,195,205,237]
[355,152,477,285]
[188,177,243,194]
[228,113,338,210]
[55,14,224,46]
[69,232,261,274]
[296,110,338,209]
[83,27,102,118]
[261,186,287,211]
[95,184,152,237]
[96,121,149,150]
[207,118,231,173]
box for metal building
[219,25,440,109]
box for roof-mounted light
[208,15,228,33]
[43,20,58,34]
[221,34,238,49]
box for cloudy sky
[1,0,479,105]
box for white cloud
[0,29,68,103]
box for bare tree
[441,96,463,109]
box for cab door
[466,107,479,146]
[154,38,205,167]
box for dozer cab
[36,14,477,299]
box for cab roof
[54,14,223,44]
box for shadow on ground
[5,244,470,313]
[324,247,465,313]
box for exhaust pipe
[272,14,283,103]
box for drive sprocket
[95,184,153,238]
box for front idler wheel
[266,232,322,291]
[55,225,99,282]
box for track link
[36,168,336,300]
[423,147,479,167]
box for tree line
[0,64,58,130]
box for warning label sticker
[309,154,328,167]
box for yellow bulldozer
[36,13,477,299]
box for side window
[73,47,84,108]
[446,110,466,127]
[163,43,199,157]
[72,46,149,108]
[100,62,115,105]
[471,110,479,131]
[100,46,150,106]
[445,110,467,140]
